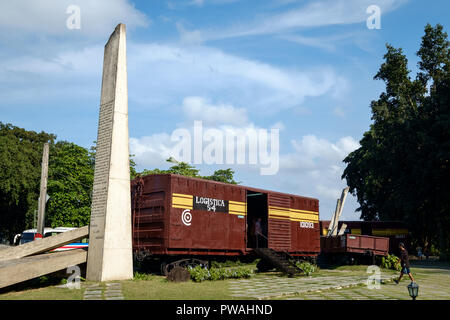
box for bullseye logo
[181,209,192,226]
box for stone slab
[0,226,88,262]
[0,249,87,289]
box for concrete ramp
[0,226,89,261]
[0,249,87,289]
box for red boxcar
[321,234,389,256]
[319,220,409,255]
[131,174,320,260]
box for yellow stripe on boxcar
[269,206,319,223]
[172,193,194,210]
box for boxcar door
[246,191,268,248]
[267,194,291,251]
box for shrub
[380,254,401,271]
[295,261,318,276]
[133,271,153,281]
[188,266,253,282]
[188,266,210,282]
[210,259,245,268]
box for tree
[137,158,239,185]
[0,123,97,241]
[46,141,94,228]
[0,123,55,241]
[204,169,239,184]
[342,24,450,259]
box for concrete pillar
[86,24,133,281]
[37,142,49,236]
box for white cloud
[2,46,103,77]
[289,135,358,163]
[130,94,281,174]
[187,0,408,41]
[277,135,360,217]
[280,31,377,52]
[127,43,346,112]
[0,0,149,37]
[176,22,204,45]
[271,121,285,131]
[284,135,360,218]
[0,40,346,119]
[130,133,175,169]
[182,96,248,126]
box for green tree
[204,169,239,184]
[0,123,56,241]
[137,158,239,184]
[342,24,450,259]
[46,141,94,228]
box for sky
[0,0,448,221]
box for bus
[14,227,88,252]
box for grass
[122,276,244,300]
[0,285,84,300]
[1,261,445,300]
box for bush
[210,259,245,268]
[133,271,153,281]
[188,266,253,282]
[295,261,318,276]
[379,254,401,271]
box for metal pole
[37,143,49,236]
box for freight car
[320,234,389,265]
[319,220,409,255]
[131,174,320,275]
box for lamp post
[407,282,419,300]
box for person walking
[394,242,415,284]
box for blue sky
[0,0,448,220]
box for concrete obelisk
[86,23,133,281]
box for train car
[131,174,320,272]
[320,234,389,265]
[319,220,409,255]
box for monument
[86,24,133,281]
[37,142,49,236]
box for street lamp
[407,282,419,300]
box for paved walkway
[83,282,124,300]
[287,271,450,300]
[228,273,397,299]
[228,264,450,300]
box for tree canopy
[46,141,94,228]
[0,123,56,241]
[342,24,450,259]
[138,158,239,184]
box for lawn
[122,275,240,300]
[0,261,446,300]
